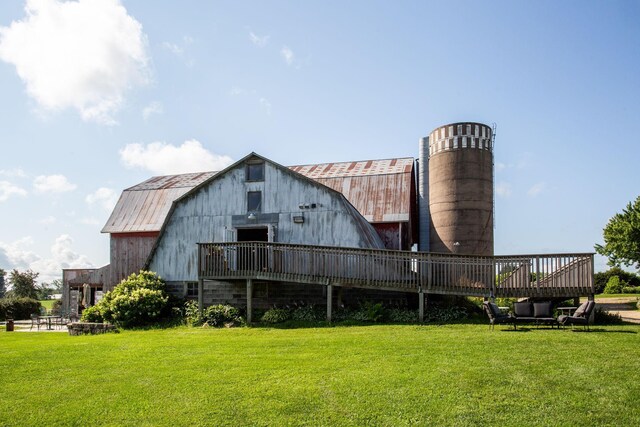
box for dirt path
[593,297,640,324]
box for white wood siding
[150,161,383,281]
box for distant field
[1,324,639,426]
[39,300,57,310]
[594,293,640,299]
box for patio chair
[30,314,46,331]
[557,300,596,331]
[483,301,515,330]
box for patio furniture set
[29,312,80,331]
[483,300,596,331]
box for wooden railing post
[326,280,332,323]
[418,287,424,323]
[246,278,253,324]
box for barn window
[186,282,198,297]
[247,191,262,212]
[246,162,264,181]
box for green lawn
[1,324,639,426]
[38,299,58,310]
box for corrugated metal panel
[102,172,216,233]
[103,157,415,234]
[290,158,413,178]
[290,158,414,223]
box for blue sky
[1,0,638,282]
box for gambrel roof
[101,172,217,233]
[290,158,415,223]
[102,156,415,234]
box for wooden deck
[198,242,595,299]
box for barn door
[224,227,237,270]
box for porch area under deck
[197,242,595,323]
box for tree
[7,269,39,299]
[0,269,6,298]
[595,196,640,270]
[36,279,62,300]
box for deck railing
[198,242,595,298]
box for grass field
[38,299,58,310]
[1,324,639,426]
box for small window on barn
[246,161,265,182]
[186,282,198,297]
[248,191,262,212]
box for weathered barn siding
[108,232,158,290]
[291,158,418,249]
[149,157,384,282]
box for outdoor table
[39,316,62,330]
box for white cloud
[527,182,545,197]
[86,187,118,211]
[249,32,269,47]
[0,235,94,283]
[38,216,56,225]
[33,174,77,193]
[0,0,150,125]
[0,180,27,202]
[142,101,163,121]
[163,35,193,55]
[162,41,183,55]
[80,217,101,226]
[0,168,27,178]
[259,97,272,115]
[0,237,39,270]
[495,182,512,198]
[281,46,294,65]
[119,139,233,175]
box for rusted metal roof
[103,157,415,234]
[290,158,415,223]
[102,172,217,233]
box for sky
[1,0,639,283]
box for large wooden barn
[63,121,595,319]
[63,152,418,313]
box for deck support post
[198,279,204,314]
[326,281,332,323]
[418,287,424,323]
[246,279,253,324]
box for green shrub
[0,297,41,320]
[351,301,385,322]
[81,271,170,328]
[291,304,323,322]
[594,307,623,325]
[604,276,624,294]
[51,299,62,314]
[424,305,468,323]
[184,300,202,326]
[594,267,640,294]
[621,286,640,294]
[80,305,103,323]
[387,307,419,323]
[202,304,243,327]
[261,308,291,324]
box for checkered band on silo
[428,122,493,157]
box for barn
[63,122,595,319]
[63,152,415,314]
